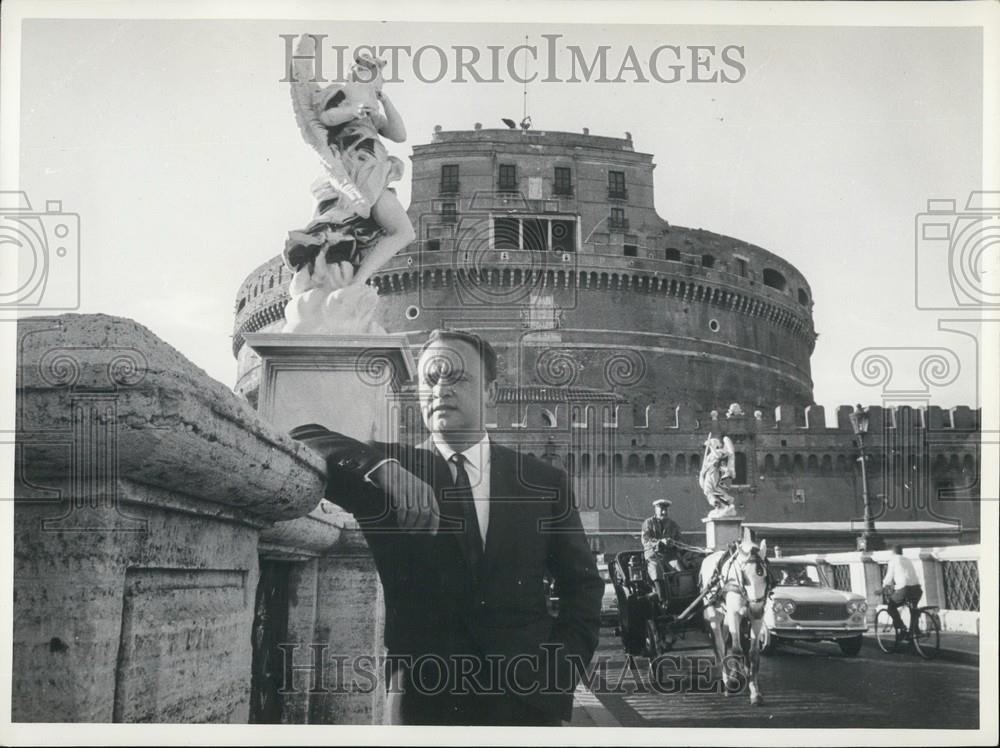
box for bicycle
[874,591,941,660]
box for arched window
[613,454,623,473]
[793,455,805,474]
[798,288,809,305]
[778,454,791,473]
[807,455,819,473]
[675,454,686,474]
[581,453,591,474]
[821,455,832,475]
[627,454,640,473]
[659,454,671,475]
[644,454,656,475]
[690,453,701,474]
[962,454,976,475]
[566,453,576,475]
[764,454,776,473]
[596,453,606,474]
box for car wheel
[759,625,778,655]
[838,634,863,657]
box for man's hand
[369,460,440,533]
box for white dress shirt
[433,433,491,547]
[883,554,920,588]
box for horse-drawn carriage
[610,531,772,705]
[609,543,709,657]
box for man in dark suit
[297,329,603,726]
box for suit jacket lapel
[482,443,512,575]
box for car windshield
[770,562,827,587]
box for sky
[9,14,993,414]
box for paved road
[571,623,980,728]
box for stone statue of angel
[282,34,415,334]
[699,434,738,518]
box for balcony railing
[608,217,630,231]
[439,181,460,195]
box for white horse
[698,529,770,705]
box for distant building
[233,126,981,545]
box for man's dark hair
[892,544,903,555]
[418,328,498,383]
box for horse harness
[706,543,771,613]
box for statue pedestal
[245,332,414,725]
[245,333,414,441]
[702,514,745,550]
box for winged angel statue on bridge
[282,34,415,334]
[699,434,739,518]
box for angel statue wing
[288,34,371,218]
[721,436,737,481]
[288,34,338,164]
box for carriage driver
[641,499,685,605]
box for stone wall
[12,314,382,724]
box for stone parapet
[12,314,332,723]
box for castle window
[608,171,627,199]
[440,164,459,194]
[624,244,637,257]
[553,167,573,195]
[644,454,656,475]
[441,202,457,224]
[665,247,681,262]
[491,215,576,251]
[734,452,748,484]
[237,298,246,313]
[798,288,810,305]
[498,164,518,191]
[552,220,575,252]
[425,239,441,251]
[702,254,715,268]
[609,208,628,231]
[735,257,748,277]
[659,454,671,475]
[522,218,547,252]
[763,268,787,292]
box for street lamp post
[848,404,884,551]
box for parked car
[761,559,868,656]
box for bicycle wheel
[912,609,940,660]
[875,609,900,653]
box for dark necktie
[450,454,483,568]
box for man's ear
[485,379,499,408]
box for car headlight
[772,599,795,614]
[847,600,868,615]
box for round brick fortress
[233,127,817,411]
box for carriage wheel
[645,619,660,658]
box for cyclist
[881,545,923,634]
